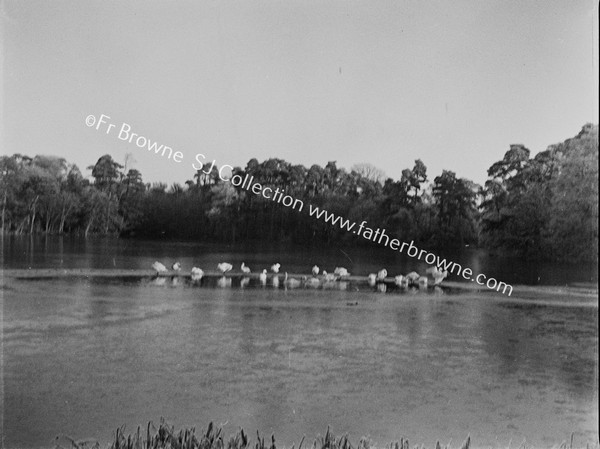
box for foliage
[94,420,472,449]
[480,124,598,262]
[1,124,597,261]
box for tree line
[1,124,597,262]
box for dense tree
[480,124,598,261]
[1,124,596,262]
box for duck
[271,263,281,273]
[241,262,251,274]
[191,267,204,281]
[259,269,267,284]
[334,267,350,277]
[217,262,233,273]
[171,262,181,271]
[376,268,388,281]
[152,261,168,275]
[312,265,320,276]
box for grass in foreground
[53,420,597,449]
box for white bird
[405,271,421,285]
[432,269,449,285]
[172,262,181,271]
[334,267,350,277]
[376,268,388,281]
[418,276,428,288]
[152,261,167,274]
[312,265,320,276]
[241,262,251,274]
[284,272,301,288]
[259,269,267,284]
[306,276,321,288]
[395,275,408,287]
[322,271,336,282]
[367,273,377,286]
[217,262,233,273]
[271,263,281,273]
[191,267,204,281]
[425,266,438,275]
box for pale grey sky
[2,0,598,186]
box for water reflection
[2,239,599,447]
[3,235,598,286]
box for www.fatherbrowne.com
[85,114,511,296]
[226,171,512,296]
[307,204,513,296]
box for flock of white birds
[150,260,448,288]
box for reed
[52,420,598,449]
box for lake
[1,236,598,448]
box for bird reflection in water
[217,276,232,288]
[240,277,250,288]
[151,277,167,286]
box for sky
[2,0,598,186]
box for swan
[271,263,281,273]
[432,269,448,285]
[312,265,320,276]
[367,273,377,286]
[259,269,267,284]
[394,275,408,287]
[152,261,168,274]
[172,262,181,271]
[191,267,204,281]
[322,271,337,282]
[241,262,251,274]
[217,262,233,273]
[376,268,388,281]
[405,271,421,285]
[334,267,350,277]
[306,276,320,288]
[284,272,301,288]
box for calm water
[1,236,599,448]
